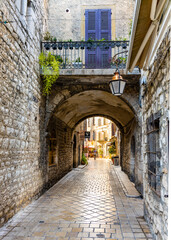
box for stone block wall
[0,0,48,226]
[142,29,170,240]
[48,0,135,41]
[46,116,73,187]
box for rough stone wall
[121,118,143,194]
[142,29,170,240]
[48,0,135,41]
[46,116,73,186]
[0,0,48,226]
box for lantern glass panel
[114,80,120,94]
[109,82,114,94]
[120,81,126,94]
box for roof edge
[126,0,142,73]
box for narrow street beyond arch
[0,159,153,239]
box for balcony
[41,40,129,72]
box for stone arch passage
[45,89,143,194]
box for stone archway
[44,87,143,193]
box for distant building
[85,117,120,158]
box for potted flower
[81,153,88,165]
[74,57,82,69]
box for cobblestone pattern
[0,159,153,240]
[142,29,170,240]
[48,0,135,40]
[0,0,48,227]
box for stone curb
[112,164,141,198]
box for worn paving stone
[0,159,153,239]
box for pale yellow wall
[48,0,135,41]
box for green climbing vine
[39,52,60,95]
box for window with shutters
[112,123,115,136]
[93,131,96,141]
[147,111,161,196]
[85,9,111,68]
[98,118,101,126]
[88,118,91,127]
[98,132,101,140]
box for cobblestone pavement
[0,159,153,240]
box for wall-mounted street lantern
[109,51,128,96]
[109,69,127,96]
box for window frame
[146,111,161,196]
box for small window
[98,132,101,140]
[98,118,101,126]
[49,138,57,165]
[112,123,115,136]
[88,118,91,127]
[147,111,161,196]
[93,131,96,141]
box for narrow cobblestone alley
[0,159,153,240]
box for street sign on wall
[85,131,90,138]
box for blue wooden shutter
[85,9,98,40]
[85,9,111,68]
[99,9,111,68]
[99,9,111,40]
[85,10,98,68]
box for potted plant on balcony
[51,37,57,50]
[74,57,82,69]
[86,38,94,49]
[43,32,53,50]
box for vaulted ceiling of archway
[54,90,135,128]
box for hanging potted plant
[39,52,60,95]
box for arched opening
[76,116,121,163]
[45,89,142,193]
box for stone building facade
[48,0,135,41]
[85,117,120,158]
[0,0,76,227]
[0,0,49,226]
[142,30,170,240]
[127,1,170,239]
[1,2,169,240]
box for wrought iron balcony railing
[41,40,129,70]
